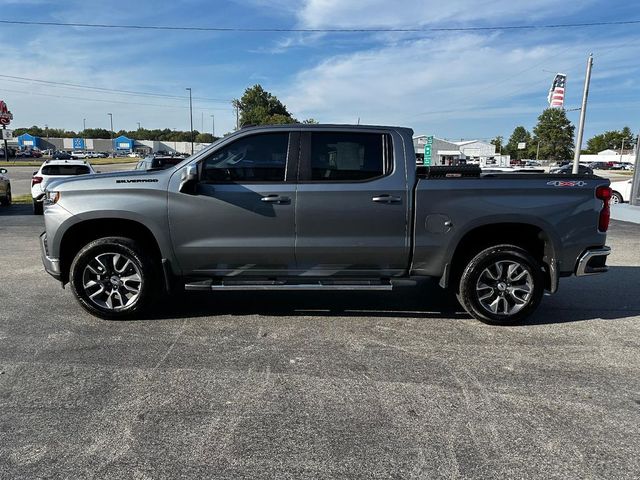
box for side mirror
[0,168,7,174]
[179,164,198,194]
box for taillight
[596,186,612,232]
[32,176,43,186]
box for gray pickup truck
[40,124,613,324]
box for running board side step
[184,279,394,291]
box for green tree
[585,126,635,154]
[195,132,217,143]
[504,126,532,159]
[80,128,112,139]
[490,136,504,154]
[232,84,297,127]
[532,109,574,162]
[302,118,319,124]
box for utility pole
[619,139,625,157]
[210,114,215,138]
[536,140,541,161]
[83,118,86,133]
[572,54,593,174]
[201,112,204,133]
[107,113,114,156]
[630,132,640,206]
[186,88,194,154]
[235,105,239,130]
[137,122,141,130]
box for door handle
[372,194,401,204]
[261,194,291,204]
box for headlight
[44,191,61,205]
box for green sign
[423,136,433,166]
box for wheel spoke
[476,259,534,317]
[82,251,143,311]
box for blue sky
[0,0,638,145]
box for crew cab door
[168,131,299,276]
[294,130,410,277]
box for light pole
[107,113,114,156]
[210,114,215,138]
[186,88,194,154]
[83,118,86,133]
[137,122,141,130]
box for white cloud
[282,33,640,138]
[292,0,591,28]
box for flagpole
[572,54,593,175]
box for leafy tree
[490,136,504,153]
[504,126,532,159]
[195,132,217,143]
[585,126,635,154]
[302,118,319,124]
[80,128,112,139]
[232,84,297,127]
[532,109,575,162]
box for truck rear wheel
[458,244,544,325]
[69,237,159,319]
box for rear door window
[308,132,390,181]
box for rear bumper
[40,232,62,281]
[575,247,611,276]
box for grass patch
[11,194,32,205]
[1,157,136,167]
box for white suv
[31,159,95,215]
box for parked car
[135,155,185,171]
[31,159,95,215]
[85,152,101,159]
[71,150,89,159]
[549,164,594,175]
[0,146,16,158]
[610,179,633,204]
[40,124,613,325]
[0,167,11,206]
[52,151,73,160]
[622,163,634,171]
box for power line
[0,74,230,103]
[1,18,639,33]
[0,87,232,111]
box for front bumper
[40,232,62,281]
[575,246,611,276]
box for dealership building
[413,135,510,166]
[14,133,210,155]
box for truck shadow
[150,266,640,325]
[0,204,32,216]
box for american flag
[548,73,566,108]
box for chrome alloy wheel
[475,260,533,316]
[82,252,142,310]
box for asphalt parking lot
[1,210,639,479]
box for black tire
[33,199,43,215]
[458,244,544,325]
[69,237,159,319]
[0,187,10,206]
[611,191,624,204]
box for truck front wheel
[69,237,159,319]
[458,245,544,325]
